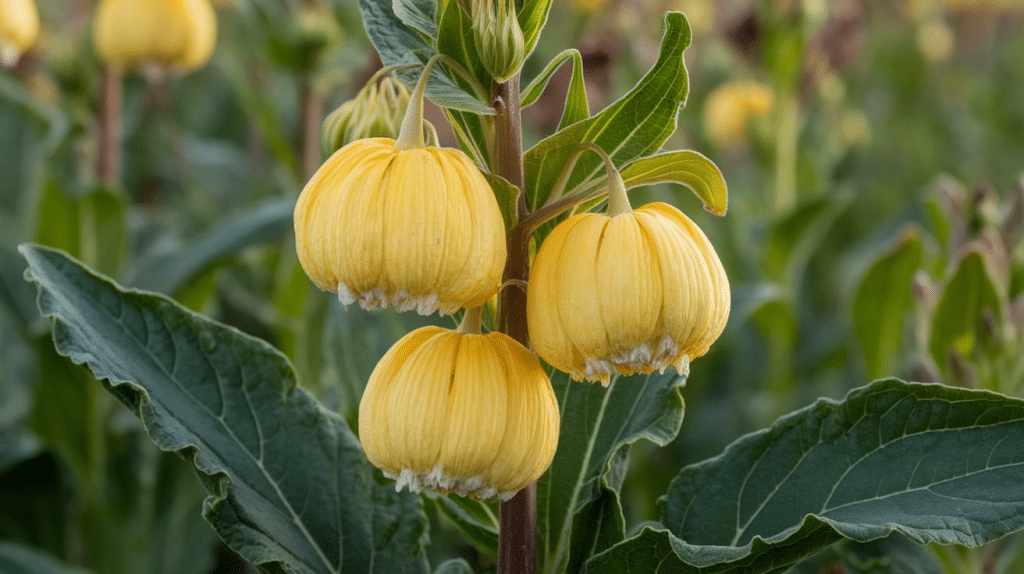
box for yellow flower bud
[527,202,730,385]
[294,138,507,315]
[702,81,774,148]
[359,326,560,500]
[0,0,39,66]
[93,0,217,70]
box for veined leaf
[620,151,727,215]
[586,379,1024,573]
[523,12,691,212]
[853,229,922,380]
[393,0,437,38]
[430,495,499,556]
[437,0,490,94]
[518,0,553,60]
[21,244,430,574]
[538,371,685,574]
[521,49,590,131]
[361,0,493,115]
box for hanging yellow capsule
[93,0,217,70]
[359,324,560,500]
[294,137,507,316]
[0,0,39,66]
[528,201,730,385]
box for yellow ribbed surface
[528,202,730,384]
[359,327,560,499]
[294,138,507,316]
[93,0,216,70]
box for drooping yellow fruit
[93,0,217,70]
[527,202,730,385]
[0,0,39,66]
[294,137,507,316]
[358,326,560,500]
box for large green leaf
[853,230,922,379]
[522,12,691,211]
[538,371,685,574]
[586,379,1024,573]
[21,244,429,574]
[394,0,437,38]
[518,0,553,60]
[130,198,293,295]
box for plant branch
[98,65,123,187]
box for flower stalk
[492,71,538,574]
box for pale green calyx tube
[472,0,525,83]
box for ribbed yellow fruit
[294,138,507,316]
[359,326,560,500]
[527,202,730,385]
[93,0,217,70]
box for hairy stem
[494,72,537,574]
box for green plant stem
[493,72,537,574]
[98,65,123,187]
[299,73,324,180]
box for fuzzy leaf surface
[21,244,429,574]
[586,379,1024,573]
[620,151,727,215]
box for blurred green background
[2,0,1023,572]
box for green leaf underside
[588,379,1024,573]
[620,151,727,215]
[521,49,590,132]
[359,0,493,115]
[523,11,691,212]
[393,0,437,38]
[20,245,428,574]
[539,371,685,574]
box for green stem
[493,72,537,574]
[457,306,484,334]
[395,54,489,150]
[97,65,122,186]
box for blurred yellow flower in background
[702,80,774,148]
[0,0,39,66]
[93,0,217,70]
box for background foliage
[3,0,1024,573]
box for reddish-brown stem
[494,73,537,574]
[98,66,123,187]
[299,74,325,181]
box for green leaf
[620,151,728,216]
[523,11,691,211]
[538,371,685,574]
[131,198,293,295]
[394,0,438,38]
[853,230,923,379]
[521,49,590,130]
[929,251,1003,370]
[587,379,1024,573]
[430,495,499,556]
[436,0,490,94]
[0,542,91,574]
[484,172,521,234]
[21,244,430,574]
[518,0,553,60]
